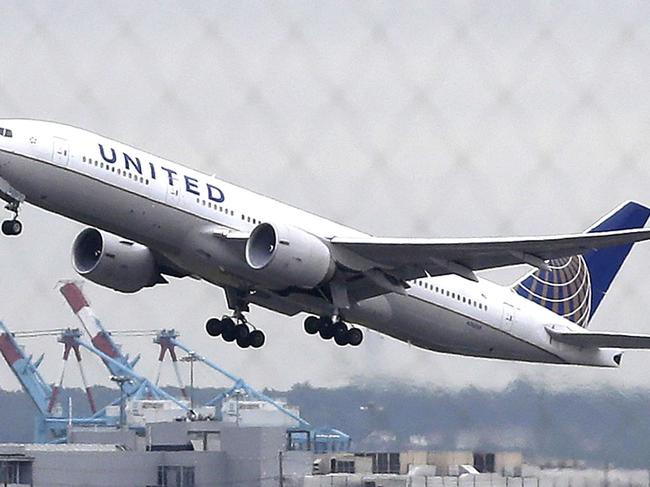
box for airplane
[2,119,650,368]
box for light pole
[110,375,132,429]
[181,353,198,413]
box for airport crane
[153,329,351,451]
[0,322,111,442]
[58,282,350,450]
[0,295,194,442]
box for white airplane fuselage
[0,120,621,367]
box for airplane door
[166,183,181,206]
[52,137,70,166]
[502,302,517,332]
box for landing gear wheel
[248,330,265,348]
[334,331,349,346]
[304,316,320,335]
[236,334,251,348]
[221,317,237,342]
[234,323,250,340]
[347,328,363,346]
[318,318,335,340]
[1,220,21,236]
[206,318,224,337]
[205,307,265,348]
[334,322,349,346]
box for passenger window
[5,129,12,137]
[0,128,4,136]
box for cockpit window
[0,128,12,138]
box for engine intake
[245,223,334,289]
[72,228,161,293]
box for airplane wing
[205,223,650,301]
[546,327,650,349]
[331,228,650,281]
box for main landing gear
[1,200,22,236]
[303,316,363,347]
[205,313,266,349]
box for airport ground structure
[1,432,649,487]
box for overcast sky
[2,1,650,393]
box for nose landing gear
[1,219,21,236]
[304,316,363,347]
[1,200,22,236]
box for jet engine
[245,223,335,289]
[71,228,161,293]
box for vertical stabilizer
[513,201,650,327]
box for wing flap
[546,327,650,349]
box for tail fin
[512,201,650,327]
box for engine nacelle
[245,223,335,289]
[72,228,160,293]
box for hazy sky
[2,1,650,393]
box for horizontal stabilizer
[546,327,650,349]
